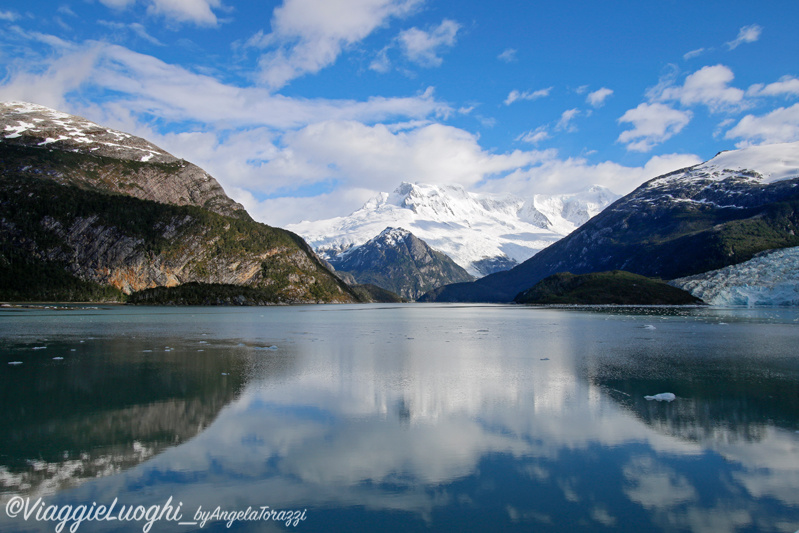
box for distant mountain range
[287,182,619,277]
[0,101,364,303]
[422,142,799,303]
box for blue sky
[1,0,798,225]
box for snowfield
[287,182,619,277]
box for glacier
[671,247,799,306]
[286,182,619,277]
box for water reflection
[1,305,798,532]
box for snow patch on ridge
[648,142,799,189]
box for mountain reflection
[3,305,798,532]
[0,336,257,500]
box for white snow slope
[671,247,799,306]
[1,101,173,163]
[287,182,619,277]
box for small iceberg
[645,392,676,402]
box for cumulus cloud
[266,120,545,190]
[724,103,799,147]
[504,87,552,106]
[747,76,799,98]
[655,65,745,113]
[726,24,762,50]
[617,103,692,152]
[251,0,421,89]
[586,87,613,108]
[398,19,460,67]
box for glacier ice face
[287,182,619,277]
[671,247,799,306]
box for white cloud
[0,10,20,21]
[369,46,392,73]
[746,76,799,98]
[724,103,799,147]
[516,127,549,145]
[479,153,702,198]
[656,65,745,112]
[555,108,580,132]
[98,0,136,8]
[6,43,449,130]
[586,87,613,107]
[98,0,223,26]
[497,48,517,63]
[98,21,164,45]
[504,87,552,106]
[252,0,421,89]
[617,103,692,152]
[268,120,544,190]
[726,24,762,50]
[398,19,460,67]
[683,48,705,60]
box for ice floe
[644,392,676,402]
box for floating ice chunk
[8,361,22,365]
[645,392,676,402]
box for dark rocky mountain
[422,142,799,303]
[0,101,360,303]
[328,227,474,300]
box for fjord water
[1,304,798,532]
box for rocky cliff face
[329,227,474,300]
[0,102,358,303]
[0,101,245,218]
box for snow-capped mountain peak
[287,182,619,277]
[0,101,174,164]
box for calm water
[1,304,798,533]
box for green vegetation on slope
[0,173,357,303]
[514,270,703,305]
